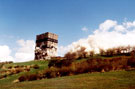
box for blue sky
[1,0,135,46]
[1,0,135,62]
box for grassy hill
[0,60,135,89]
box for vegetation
[1,46,135,89]
[0,60,48,80]
[0,69,135,89]
[17,46,135,82]
[17,56,135,82]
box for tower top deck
[36,32,58,40]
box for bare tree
[90,50,95,57]
[64,52,77,60]
[99,48,105,56]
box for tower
[35,32,58,60]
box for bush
[14,65,20,68]
[64,52,77,60]
[19,73,41,82]
[48,60,60,68]
[18,54,135,82]
[27,74,39,81]
[0,74,7,79]
[0,64,4,69]
[33,64,39,69]
[128,57,135,67]
[8,72,14,75]
[48,59,73,68]
[15,68,24,74]
[18,75,27,82]
[59,67,71,76]
[8,66,12,69]
[25,68,30,72]
[44,68,59,78]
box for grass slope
[0,60,135,89]
[0,60,48,86]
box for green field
[0,60,135,89]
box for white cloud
[15,39,35,62]
[114,25,126,32]
[81,26,88,32]
[0,45,14,62]
[58,20,135,56]
[99,20,117,31]
[2,19,135,62]
[58,46,70,56]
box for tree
[90,50,95,57]
[64,52,77,60]
[99,48,105,56]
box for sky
[0,0,135,62]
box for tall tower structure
[35,32,58,60]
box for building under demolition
[35,32,58,60]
